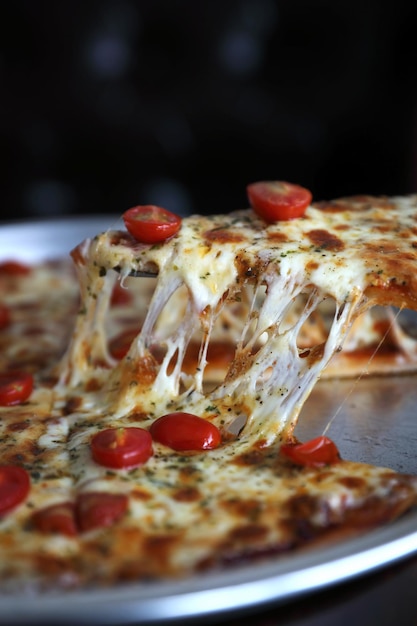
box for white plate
[0,217,416,625]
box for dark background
[1,0,417,221]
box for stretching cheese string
[322,306,404,437]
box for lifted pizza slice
[58,189,417,442]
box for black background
[1,0,417,221]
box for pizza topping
[123,205,182,244]
[280,436,340,467]
[150,412,222,451]
[0,304,11,330]
[0,260,31,276]
[91,427,153,469]
[0,465,30,515]
[247,181,312,221]
[33,494,131,536]
[0,372,33,406]
[76,492,129,532]
[108,328,141,360]
[110,281,133,306]
[32,502,77,537]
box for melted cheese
[2,195,417,590]
[58,198,417,445]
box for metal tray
[0,216,417,625]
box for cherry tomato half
[91,427,153,469]
[150,412,221,451]
[0,260,31,276]
[32,502,77,537]
[76,492,129,532]
[0,372,33,406]
[247,181,312,222]
[123,205,182,244]
[280,436,340,467]
[0,465,30,515]
[0,304,11,330]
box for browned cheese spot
[267,231,289,244]
[306,229,345,252]
[204,229,246,244]
[306,260,319,272]
[337,476,367,490]
[173,486,201,503]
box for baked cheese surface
[1,194,417,591]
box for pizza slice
[1,183,417,592]
[58,186,417,440]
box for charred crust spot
[307,229,345,252]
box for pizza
[1,181,417,593]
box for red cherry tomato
[123,205,182,244]
[76,492,128,532]
[247,181,312,222]
[0,465,30,515]
[108,328,140,360]
[0,372,33,406]
[280,436,340,467]
[91,427,153,469]
[0,304,11,330]
[150,412,221,451]
[32,502,77,537]
[0,260,31,276]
